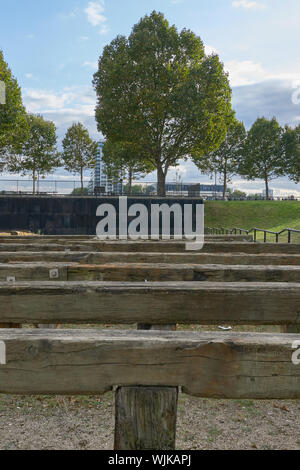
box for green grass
[204,201,300,243]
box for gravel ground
[0,393,299,450]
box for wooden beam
[0,329,299,398]
[0,263,300,282]
[0,241,298,253]
[0,281,299,325]
[0,234,253,243]
[0,252,299,266]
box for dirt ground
[0,393,299,450]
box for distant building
[89,140,122,195]
[145,182,226,198]
[262,188,274,199]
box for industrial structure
[89,140,122,195]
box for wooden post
[114,386,178,450]
[114,323,178,450]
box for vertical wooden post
[114,386,178,450]
[114,323,178,450]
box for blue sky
[1,0,300,195]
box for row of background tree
[1,11,300,198]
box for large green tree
[10,113,59,194]
[282,124,300,183]
[62,122,98,192]
[93,11,233,196]
[0,50,28,169]
[193,119,246,199]
[239,117,284,200]
[102,140,154,194]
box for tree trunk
[37,170,40,195]
[128,168,133,195]
[223,166,227,200]
[157,166,166,197]
[214,171,217,200]
[265,177,269,200]
[80,168,84,195]
[32,170,36,196]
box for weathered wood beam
[0,241,298,254]
[0,281,299,325]
[0,234,253,243]
[0,252,299,266]
[0,329,299,398]
[0,263,300,282]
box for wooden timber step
[0,262,300,282]
[0,241,298,254]
[0,234,253,243]
[0,329,299,399]
[0,251,299,265]
[0,281,299,325]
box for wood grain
[0,262,300,282]
[0,252,299,265]
[0,281,299,325]
[0,329,299,398]
[114,387,178,450]
[0,241,298,254]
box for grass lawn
[204,200,300,243]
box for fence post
[114,323,178,450]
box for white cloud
[23,89,73,112]
[80,36,89,41]
[22,86,99,139]
[205,45,218,56]
[25,73,33,79]
[83,61,98,70]
[85,1,106,24]
[225,60,267,86]
[85,1,109,35]
[232,1,266,10]
[225,59,300,87]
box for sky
[1,0,300,196]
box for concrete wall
[0,196,202,235]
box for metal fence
[206,227,300,243]
[0,179,299,200]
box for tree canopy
[9,113,59,194]
[238,117,284,200]
[0,50,28,169]
[62,122,98,192]
[102,140,154,194]
[193,119,246,199]
[282,124,300,183]
[93,11,233,195]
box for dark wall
[0,196,202,235]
